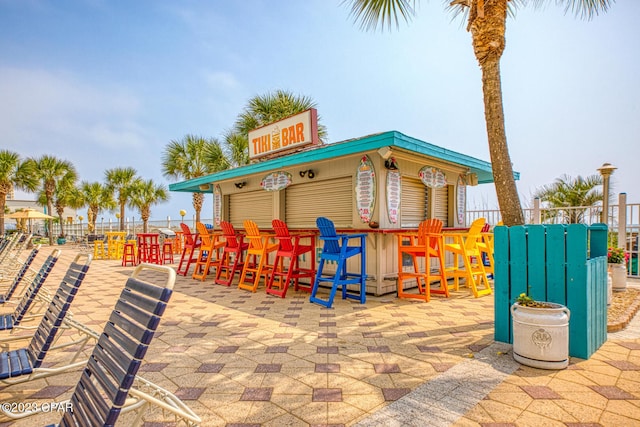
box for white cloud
[0,66,148,154]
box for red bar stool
[162,240,174,264]
[121,242,137,267]
[214,221,249,287]
[147,242,161,264]
[266,219,316,298]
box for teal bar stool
[309,217,367,308]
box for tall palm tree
[162,135,227,224]
[533,174,603,223]
[31,155,77,244]
[344,0,612,226]
[37,170,81,238]
[129,179,169,233]
[105,167,140,231]
[80,181,116,234]
[0,150,37,234]
[230,90,328,166]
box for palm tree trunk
[480,60,524,225]
[192,193,204,224]
[470,0,524,226]
[0,192,6,235]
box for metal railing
[467,194,639,278]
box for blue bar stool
[310,217,367,308]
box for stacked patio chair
[309,217,367,308]
[0,253,92,384]
[0,249,60,337]
[0,244,41,304]
[1,263,202,426]
[0,233,31,277]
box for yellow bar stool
[93,240,106,260]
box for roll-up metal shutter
[285,177,352,227]
[433,185,449,227]
[227,191,273,229]
[401,177,427,228]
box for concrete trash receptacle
[511,302,570,370]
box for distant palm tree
[230,90,328,166]
[129,179,169,233]
[533,174,603,223]
[105,167,140,231]
[80,181,116,234]
[31,155,77,244]
[162,135,227,224]
[344,0,612,225]
[37,170,80,238]
[0,150,37,234]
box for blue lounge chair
[309,217,367,308]
[0,245,40,304]
[0,253,91,384]
[0,249,60,333]
[1,263,201,426]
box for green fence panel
[494,223,608,359]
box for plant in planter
[608,247,629,291]
[511,292,570,370]
[57,234,66,245]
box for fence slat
[546,225,567,306]
[527,226,547,302]
[494,226,510,343]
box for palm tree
[31,155,77,244]
[229,90,328,166]
[344,0,612,226]
[162,135,227,224]
[80,181,116,234]
[37,170,81,238]
[0,150,38,234]
[105,167,140,231]
[129,179,169,233]
[533,174,603,224]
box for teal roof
[169,131,516,193]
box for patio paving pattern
[0,248,638,426]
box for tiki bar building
[169,110,506,296]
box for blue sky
[1,0,638,222]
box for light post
[597,163,617,225]
[179,209,186,224]
[116,213,121,231]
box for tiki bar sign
[248,109,320,160]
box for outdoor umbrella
[7,209,54,234]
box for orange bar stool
[121,242,137,267]
[214,221,249,287]
[176,224,200,276]
[266,219,316,298]
[162,240,174,264]
[238,220,279,293]
[396,219,448,302]
[192,223,224,281]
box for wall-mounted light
[234,181,246,189]
[384,157,398,171]
[198,183,211,191]
[299,169,315,179]
[377,146,393,160]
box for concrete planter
[609,263,627,292]
[511,302,571,370]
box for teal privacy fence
[494,223,608,359]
